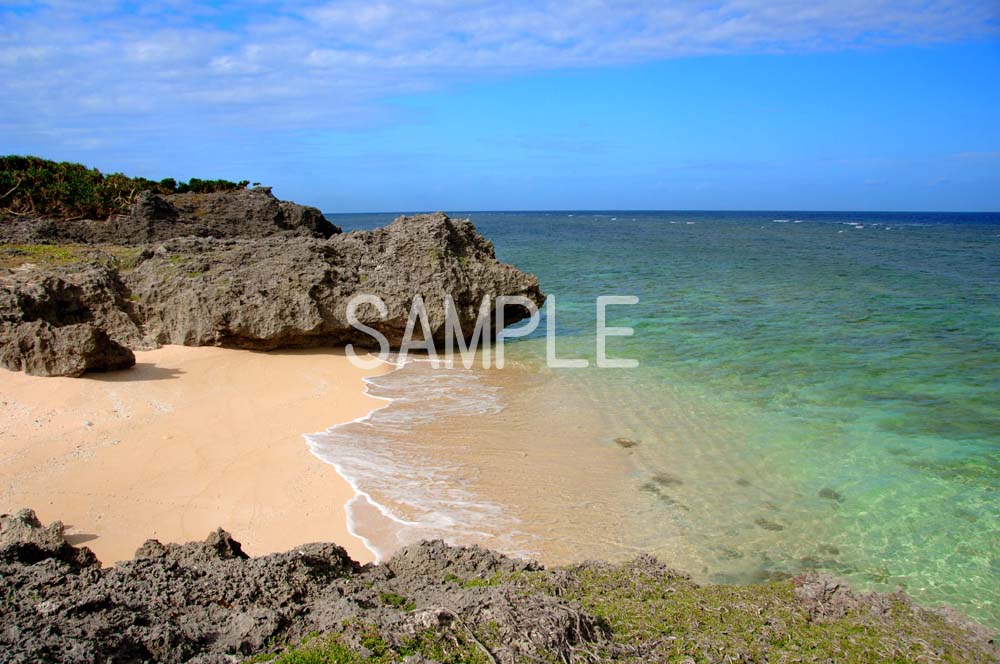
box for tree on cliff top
[0,156,250,221]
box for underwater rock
[754,518,787,532]
[818,487,845,502]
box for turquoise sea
[321,211,1000,627]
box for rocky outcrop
[0,203,544,375]
[0,321,135,377]
[0,510,600,664]
[0,187,338,245]
[0,265,141,376]
[130,187,339,242]
[1,510,995,664]
[0,509,98,568]
[128,212,544,349]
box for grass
[377,592,415,611]
[247,626,491,664]
[460,572,506,589]
[241,563,995,664]
[522,563,996,663]
[442,571,506,589]
[0,243,78,265]
[0,243,141,269]
[258,638,358,664]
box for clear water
[322,210,1000,627]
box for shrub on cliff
[0,155,248,221]
[176,177,250,194]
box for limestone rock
[2,190,542,376]
[0,264,141,376]
[126,212,544,349]
[0,187,338,244]
[0,511,994,664]
[0,509,98,569]
[143,187,339,241]
[0,321,135,376]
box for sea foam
[304,358,527,562]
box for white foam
[303,358,524,562]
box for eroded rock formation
[0,188,543,376]
[2,510,995,664]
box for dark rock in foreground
[0,510,592,664]
[0,200,544,374]
[1,509,995,664]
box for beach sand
[0,345,391,565]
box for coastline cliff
[0,167,543,376]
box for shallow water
[323,211,1000,627]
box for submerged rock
[649,472,683,487]
[754,517,787,532]
[818,487,845,502]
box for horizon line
[323,208,1000,216]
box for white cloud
[1,0,997,147]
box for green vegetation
[441,571,507,589]
[459,572,505,589]
[247,625,492,664]
[377,592,414,611]
[522,564,994,663]
[0,155,250,220]
[247,565,995,664]
[0,243,77,265]
[0,243,140,269]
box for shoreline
[303,362,401,562]
[0,345,392,565]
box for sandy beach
[0,345,391,565]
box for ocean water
[314,210,1000,627]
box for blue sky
[2,1,999,212]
